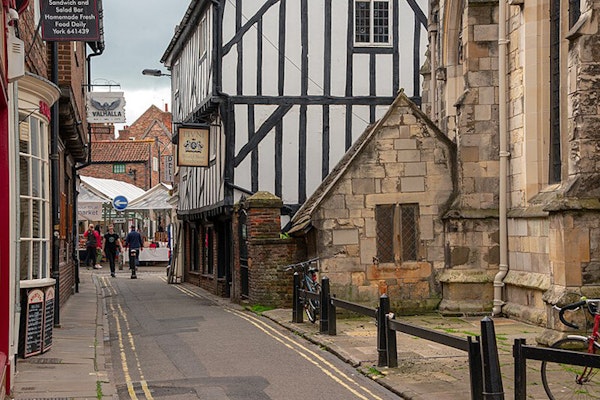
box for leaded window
[355,0,391,46]
[375,204,419,263]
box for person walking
[83,224,102,269]
[125,225,143,279]
[94,225,103,268]
[103,224,123,277]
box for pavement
[10,266,551,400]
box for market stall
[124,183,174,264]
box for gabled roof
[128,183,174,210]
[91,139,153,162]
[79,176,145,202]
[288,91,454,234]
[141,119,172,142]
[127,104,172,138]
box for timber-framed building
[162,0,428,296]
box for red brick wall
[231,192,304,307]
[20,5,49,78]
[247,238,301,307]
[79,161,150,189]
[118,105,172,140]
[57,41,88,127]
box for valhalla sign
[87,92,126,123]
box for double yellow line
[170,281,384,400]
[102,276,154,400]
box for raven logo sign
[91,99,121,111]
[87,92,126,123]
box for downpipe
[493,0,510,316]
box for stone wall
[310,98,455,312]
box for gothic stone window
[355,0,391,46]
[375,204,419,263]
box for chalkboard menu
[20,289,44,358]
[43,287,55,352]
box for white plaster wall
[330,1,348,96]
[305,105,324,195]
[261,5,283,96]
[353,54,371,96]
[307,1,325,95]
[280,106,300,203]
[242,25,259,96]
[283,1,302,96]
[257,128,276,195]
[329,105,348,167]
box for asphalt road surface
[100,272,400,399]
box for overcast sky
[91,0,190,128]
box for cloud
[91,0,189,124]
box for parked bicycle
[285,258,321,323]
[541,297,600,399]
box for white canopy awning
[127,183,174,211]
[79,175,145,203]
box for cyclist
[124,225,143,279]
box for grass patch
[248,304,275,315]
[367,366,384,377]
[441,327,478,337]
[96,380,103,399]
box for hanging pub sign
[178,126,210,167]
[86,92,126,123]
[40,0,101,42]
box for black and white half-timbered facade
[162,0,427,296]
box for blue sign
[112,195,128,211]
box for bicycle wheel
[541,337,600,399]
[304,282,321,323]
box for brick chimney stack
[165,103,169,113]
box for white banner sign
[78,202,103,220]
[87,92,126,123]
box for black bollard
[292,272,303,323]
[328,295,337,335]
[480,316,504,399]
[377,294,390,367]
[513,339,526,400]
[320,277,330,333]
[385,313,398,368]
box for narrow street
[101,270,399,399]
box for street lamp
[141,69,171,77]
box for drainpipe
[429,13,438,122]
[50,42,60,326]
[73,45,104,293]
[493,0,509,316]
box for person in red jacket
[83,224,102,269]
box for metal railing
[513,338,600,399]
[291,274,600,399]
[291,275,499,400]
